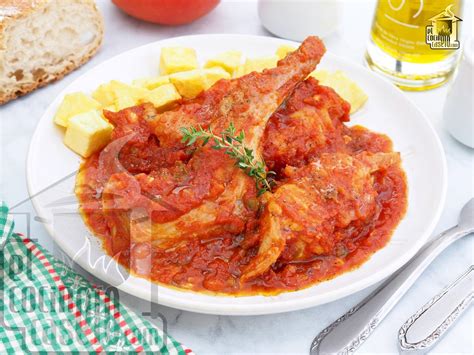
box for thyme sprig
[180,122,275,195]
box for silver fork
[310,198,474,354]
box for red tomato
[112,0,220,25]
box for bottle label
[371,0,462,63]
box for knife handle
[398,265,474,353]
[310,225,469,355]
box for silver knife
[398,265,474,353]
[310,198,474,354]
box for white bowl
[258,0,342,40]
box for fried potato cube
[112,82,150,111]
[145,83,181,109]
[276,45,296,59]
[204,50,242,75]
[92,83,116,107]
[233,65,246,78]
[160,47,199,75]
[54,93,101,127]
[103,104,117,113]
[310,70,368,114]
[93,80,146,110]
[94,79,180,111]
[203,67,231,89]
[244,55,279,74]
[114,94,138,111]
[64,110,113,158]
[169,70,207,99]
[132,75,170,90]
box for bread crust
[0,0,50,21]
[0,0,104,105]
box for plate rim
[26,34,448,315]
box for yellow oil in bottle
[366,0,463,90]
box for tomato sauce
[77,103,407,296]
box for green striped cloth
[0,202,192,354]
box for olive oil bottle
[366,0,463,90]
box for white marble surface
[1,0,473,353]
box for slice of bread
[0,0,104,105]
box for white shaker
[443,37,474,148]
[258,0,342,41]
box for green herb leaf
[180,123,274,195]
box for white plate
[27,34,447,315]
